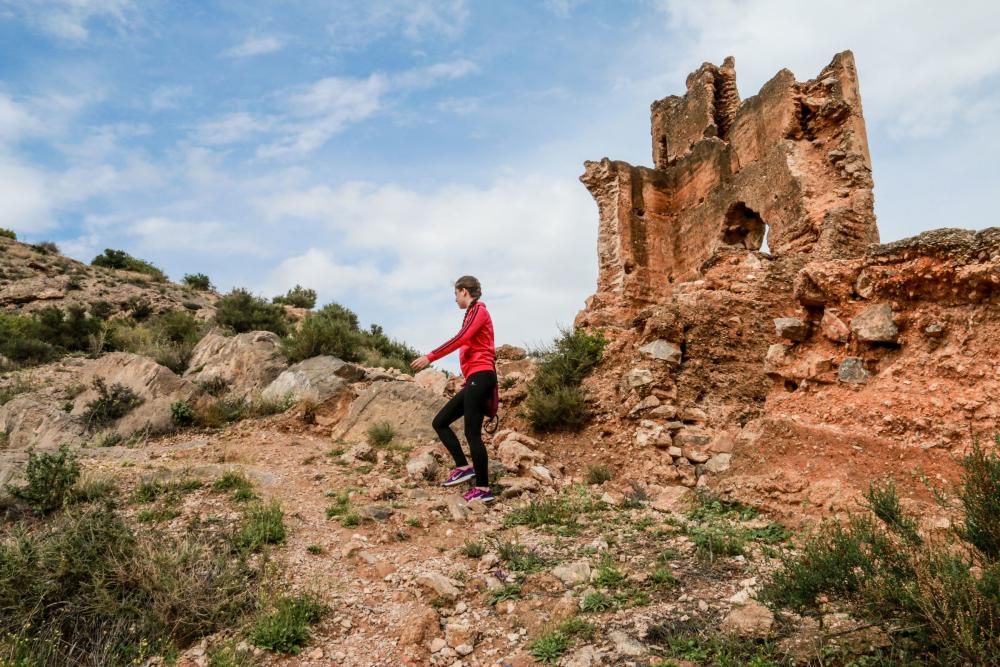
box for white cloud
[0,158,52,232]
[4,0,134,42]
[195,112,274,146]
[393,59,478,89]
[437,96,480,115]
[223,34,284,58]
[149,84,192,111]
[125,217,268,256]
[0,94,41,144]
[326,0,469,48]
[654,0,1000,139]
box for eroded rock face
[185,330,286,398]
[261,355,364,403]
[577,51,876,327]
[331,381,448,445]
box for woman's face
[454,287,473,309]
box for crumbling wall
[578,51,877,328]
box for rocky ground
[72,409,814,667]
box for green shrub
[91,248,166,281]
[0,228,15,240]
[213,471,257,502]
[215,288,288,336]
[281,303,417,368]
[0,306,102,366]
[82,378,143,431]
[183,273,213,291]
[525,329,605,432]
[486,583,522,606]
[528,630,569,663]
[580,590,613,612]
[32,241,59,254]
[6,444,80,513]
[249,594,326,654]
[272,284,317,309]
[761,442,1000,665]
[171,400,195,426]
[105,314,207,373]
[233,502,286,553]
[0,507,257,665]
[366,421,395,447]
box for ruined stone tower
[578,51,878,327]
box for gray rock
[705,453,732,473]
[850,303,899,343]
[359,504,394,521]
[721,601,774,637]
[774,317,809,342]
[638,339,682,363]
[551,560,592,587]
[262,355,364,403]
[416,572,461,600]
[620,368,654,390]
[406,451,439,481]
[608,631,645,657]
[924,322,945,337]
[837,357,870,384]
[332,381,449,444]
[185,330,286,399]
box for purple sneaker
[442,466,475,487]
[462,487,495,503]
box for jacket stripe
[430,302,480,357]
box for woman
[410,275,497,503]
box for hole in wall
[721,201,767,251]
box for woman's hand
[410,355,430,371]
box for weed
[525,328,605,432]
[593,556,627,588]
[496,541,546,572]
[406,517,423,529]
[306,544,324,555]
[686,522,746,560]
[249,595,326,655]
[460,541,485,558]
[325,492,351,519]
[650,567,679,588]
[586,464,613,485]
[340,513,360,528]
[580,591,613,612]
[366,421,395,447]
[137,505,182,523]
[528,630,569,663]
[70,476,119,503]
[6,444,80,513]
[557,617,595,641]
[233,502,286,553]
[486,583,522,606]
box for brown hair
[454,275,482,300]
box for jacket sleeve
[426,304,487,362]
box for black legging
[432,370,497,487]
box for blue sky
[2,0,998,369]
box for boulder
[261,355,364,403]
[498,437,544,472]
[414,368,448,396]
[332,381,448,445]
[551,560,592,587]
[0,395,83,449]
[416,573,462,600]
[837,357,870,384]
[850,303,899,343]
[721,601,774,637]
[497,476,540,498]
[650,486,694,513]
[705,453,732,473]
[496,345,527,361]
[185,330,286,398]
[620,368,653,391]
[820,310,850,343]
[638,339,682,363]
[635,420,672,448]
[72,353,196,437]
[774,317,809,342]
[406,449,440,481]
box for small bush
[761,440,1000,665]
[272,284,317,309]
[249,594,326,655]
[213,471,256,502]
[32,241,60,254]
[366,421,395,447]
[580,590,613,612]
[281,303,417,368]
[91,248,166,281]
[171,400,196,426]
[233,502,286,553]
[183,273,213,291]
[6,444,80,513]
[82,378,143,431]
[215,288,288,336]
[0,228,15,240]
[524,328,605,432]
[586,464,613,485]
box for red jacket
[426,301,495,378]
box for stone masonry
[578,51,877,326]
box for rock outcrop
[185,330,287,399]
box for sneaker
[462,487,495,503]
[442,466,475,487]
